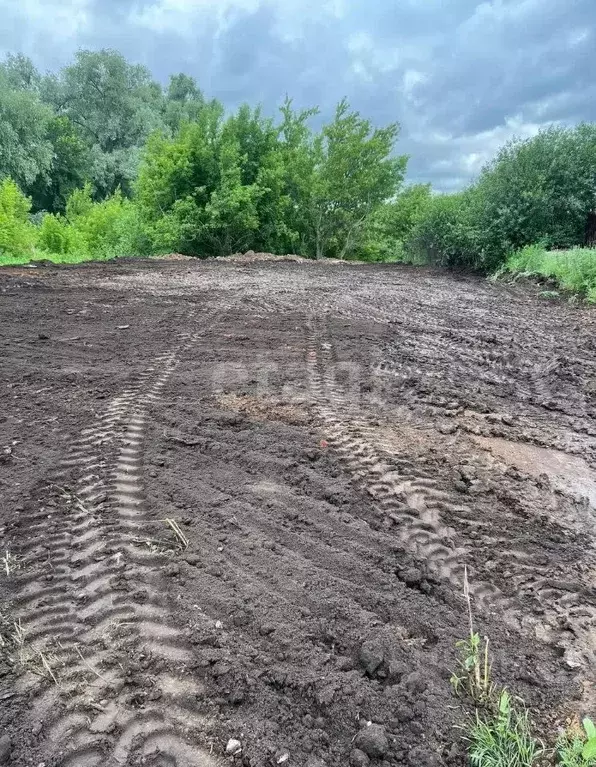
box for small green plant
[450,566,496,705]
[557,718,596,766]
[466,689,544,767]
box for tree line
[1,48,596,268]
[0,49,409,261]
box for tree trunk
[585,211,596,247]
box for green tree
[203,136,261,255]
[0,72,54,193]
[276,98,320,254]
[136,100,225,255]
[45,49,165,198]
[472,125,596,269]
[0,54,41,92]
[407,191,479,268]
[223,104,292,252]
[30,116,90,212]
[363,183,432,261]
[163,73,205,132]
[308,99,406,259]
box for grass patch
[0,249,120,267]
[499,244,596,301]
[467,690,544,767]
[452,570,596,766]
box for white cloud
[4,0,91,40]
[347,31,403,82]
[130,0,345,38]
[130,0,260,34]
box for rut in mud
[0,259,595,767]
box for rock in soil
[349,749,370,766]
[359,639,385,677]
[354,725,389,759]
[226,738,242,755]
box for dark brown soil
[0,259,595,767]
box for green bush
[557,719,596,766]
[68,187,138,258]
[406,191,479,268]
[0,178,36,257]
[406,125,596,272]
[37,213,86,255]
[22,183,149,265]
[361,184,431,262]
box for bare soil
[0,258,595,767]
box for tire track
[305,313,516,620]
[306,313,596,698]
[6,321,221,767]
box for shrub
[0,178,36,257]
[361,184,431,262]
[406,125,596,272]
[406,191,479,268]
[35,185,149,262]
[557,719,596,766]
[37,213,86,255]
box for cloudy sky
[2,0,595,190]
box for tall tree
[0,71,53,193]
[30,116,90,213]
[308,99,406,259]
[45,49,165,197]
[0,53,41,92]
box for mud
[0,259,595,767]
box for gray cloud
[1,0,595,190]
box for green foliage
[450,631,495,705]
[0,71,54,192]
[557,719,596,766]
[0,54,41,92]
[163,73,205,133]
[308,98,406,259]
[362,184,431,261]
[1,49,405,256]
[0,178,36,257]
[452,580,593,767]
[31,116,90,213]
[37,213,80,255]
[408,126,596,271]
[4,48,596,268]
[42,49,165,199]
[503,244,596,296]
[407,191,479,268]
[475,125,596,262]
[32,184,148,264]
[467,690,544,767]
[37,50,208,203]
[137,96,404,259]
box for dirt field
[0,259,595,767]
